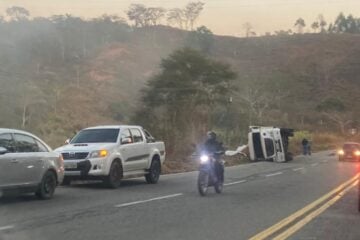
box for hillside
[0,20,359,149]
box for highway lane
[0,151,358,240]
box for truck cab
[248,126,294,163]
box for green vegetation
[134,48,236,156]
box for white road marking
[0,225,14,231]
[311,163,319,166]
[115,193,183,208]
[224,180,247,186]
[293,167,304,172]
[265,172,283,177]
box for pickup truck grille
[62,152,89,160]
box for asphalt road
[0,151,359,240]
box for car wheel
[61,177,72,186]
[104,160,123,189]
[145,159,161,184]
[36,171,57,200]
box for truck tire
[104,160,123,189]
[145,159,161,184]
[35,171,57,200]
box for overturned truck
[248,126,294,163]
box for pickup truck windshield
[71,129,120,143]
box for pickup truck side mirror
[65,139,71,144]
[121,137,133,145]
[0,147,8,155]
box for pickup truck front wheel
[145,159,161,184]
[104,160,123,188]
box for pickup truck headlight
[90,150,108,158]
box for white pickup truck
[55,125,165,188]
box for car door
[129,128,149,170]
[13,133,45,185]
[119,128,137,172]
[0,133,17,188]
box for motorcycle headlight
[200,155,209,163]
[90,150,108,158]
[338,150,344,155]
[354,150,360,157]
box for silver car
[0,128,64,199]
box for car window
[121,129,133,144]
[0,133,16,153]
[35,139,48,152]
[71,129,120,143]
[13,134,40,153]
[130,129,144,143]
[144,129,155,142]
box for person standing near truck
[302,138,309,155]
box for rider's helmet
[207,131,217,141]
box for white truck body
[55,125,165,181]
[248,126,293,163]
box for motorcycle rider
[203,131,225,182]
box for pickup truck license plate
[65,162,77,169]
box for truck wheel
[61,177,71,186]
[145,159,161,184]
[105,160,123,189]
[35,171,57,200]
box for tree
[6,6,30,21]
[145,7,166,26]
[334,13,347,33]
[331,13,360,34]
[318,14,327,33]
[274,29,292,36]
[134,48,236,155]
[243,22,253,37]
[126,4,147,27]
[167,8,185,29]
[184,1,205,30]
[294,18,306,34]
[186,26,214,54]
[316,98,352,134]
[99,14,126,24]
[311,21,319,33]
[346,14,358,33]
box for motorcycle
[197,152,224,196]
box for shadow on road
[0,179,150,204]
[68,179,148,189]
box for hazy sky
[1,0,360,36]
